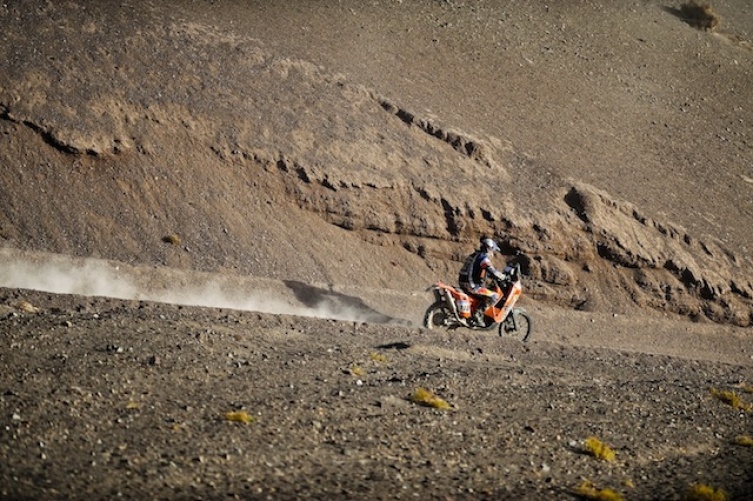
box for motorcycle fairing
[487,280,522,323]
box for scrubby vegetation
[15,300,39,313]
[710,388,752,412]
[584,436,617,462]
[732,435,753,447]
[680,1,721,31]
[686,483,727,501]
[162,233,181,245]
[738,382,753,394]
[369,352,388,363]
[410,387,453,410]
[223,410,254,424]
[574,480,623,501]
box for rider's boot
[473,300,490,326]
[472,309,484,326]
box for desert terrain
[1,0,752,499]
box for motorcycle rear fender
[429,281,467,302]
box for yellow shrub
[687,484,727,501]
[733,435,753,447]
[574,480,623,501]
[162,233,181,245]
[410,387,452,410]
[370,352,388,363]
[224,410,254,424]
[710,388,752,412]
[584,436,616,462]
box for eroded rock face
[1,2,751,326]
[557,184,753,325]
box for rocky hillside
[1,0,752,326]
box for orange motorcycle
[423,263,532,341]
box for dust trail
[0,249,394,323]
[0,255,139,300]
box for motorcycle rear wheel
[423,301,454,329]
[499,308,532,342]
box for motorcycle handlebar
[496,263,521,284]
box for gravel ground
[1,289,752,500]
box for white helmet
[480,237,501,253]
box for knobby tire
[423,301,452,329]
[499,309,532,342]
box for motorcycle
[423,263,532,342]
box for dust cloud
[0,249,385,323]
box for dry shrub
[171,423,186,432]
[710,388,752,412]
[16,300,39,313]
[574,480,623,501]
[680,2,721,31]
[370,352,388,363]
[350,365,366,376]
[736,382,753,394]
[162,233,181,245]
[584,436,616,462]
[410,387,452,410]
[223,410,254,424]
[686,484,727,501]
[732,435,753,447]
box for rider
[458,236,509,325]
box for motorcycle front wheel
[499,308,532,342]
[423,301,454,329]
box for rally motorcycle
[423,263,532,342]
